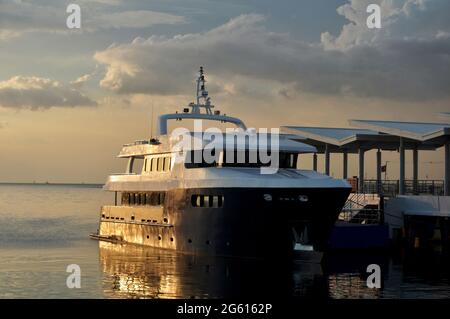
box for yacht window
[280,153,297,169]
[185,151,218,169]
[136,193,140,205]
[144,159,148,172]
[222,151,298,169]
[204,195,210,207]
[163,157,170,171]
[212,196,222,208]
[185,150,298,169]
[159,192,166,205]
[149,192,159,205]
[157,158,162,172]
[121,193,130,205]
[191,195,223,207]
[195,195,204,207]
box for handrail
[157,113,247,135]
[361,179,444,196]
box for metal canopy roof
[349,119,450,145]
[282,127,380,144]
[281,126,437,153]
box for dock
[283,117,450,250]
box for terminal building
[282,117,450,249]
[282,119,450,196]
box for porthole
[146,235,149,239]
[158,235,162,240]
[188,239,192,243]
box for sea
[1,183,450,299]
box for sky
[0,0,449,183]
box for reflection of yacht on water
[99,241,327,298]
[91,67,351,258]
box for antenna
[190,66,214,115]
[155,67,247,135]
[150,101,154,138]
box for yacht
[92,67,351,258]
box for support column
[445,142,450,196]
[313,153,318,171]
[343,150,348,180]
[413,146,419,194]
[324,144,330,176]
[358,148,365,193]
[376,149,382,194]
[399,137,405,195]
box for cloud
[70,74,93,89]
[0,1,63,40]
[94,5,450,102]
[0,29,21,41]
[0,76,97,109]
[87,0,122,4]
[0,1,185,40]
[90,10,186,30]
[320,0,449,51]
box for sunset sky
[0,0,449,183]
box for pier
[282,117,450,250]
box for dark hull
[99,187,351,258]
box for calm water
[1,183,450,299]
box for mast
[157,67,247,135]
[192,66,214,115]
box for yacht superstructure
[93,67,351,258]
